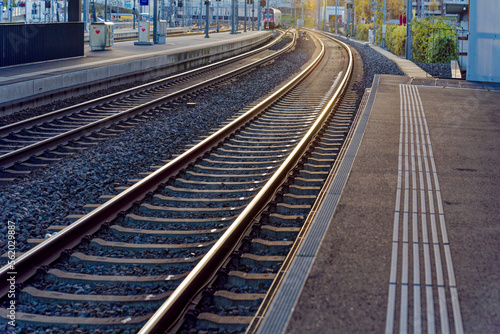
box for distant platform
[0,30,272,115]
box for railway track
[143,31,359,334]
[0,30,287,180]
[0,30,359,333]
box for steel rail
[246,32,355,334]
[137,30,354,334]
[0,31,284,139]
[0,32,292,169]
[0,31,298,298]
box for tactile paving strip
[255,76,380,334]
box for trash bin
[135,13,154,45]
[89,22,114,51]
[157,20,167,44]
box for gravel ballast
[0,33,408,334]
[0,35,312,254]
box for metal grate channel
[255,75,381,334]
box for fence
[379,19,468,77]
[412,24,468,63]
[410,23,468,77]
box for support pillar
[68,0,81,22]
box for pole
[244,0,246,31]
[335,0,337,34]
[204,0,209,37]
[230,0,235,33]
[322,0,325,31]
[252,0,254,30]
[347,2,350,34]
[83,0,88,30]
[257,0,260,30]
[199,0,202,29]
[405,0,412,59]
[381,0,386,47]
[352,5,354,35]
[8,0,12,22]
[154,0,158,43]
[317,0,319,29]
[265,0,268,29]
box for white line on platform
[385,84,464,334]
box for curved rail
[0,31,288,169]
[138,30,354,334]
[0,31,299,297]
[0,32,283,138]
[244,31,356,333]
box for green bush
[375,25,382,45]
[355,23,373,41]
[304,16,315,28]
[411,19,433,62]
[411,19,458,63]
[344,23,354,37]
[427,35,457,63]
[386,25,406,56]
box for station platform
[0,30,272,115]
[257,75,500,333]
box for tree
[354,0,371,22]
[387,0,404,20]
[352,0,404,24]
[429,0,439,12]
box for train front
[264,8,275,29]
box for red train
[264,8,282,29]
